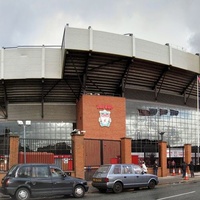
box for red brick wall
[71,134,85,178]
[184,144,191,174]
[159,141,168,177]
[77,95,126,140]
[121,137,132,164]
[9,135,19,168]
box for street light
[159,132,165,141]
[70,129,86,135]
[17,120,31,163]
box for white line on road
[157,191,196,200]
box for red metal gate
[84,139,121,180]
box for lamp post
[159,132,165,141]
[70,129,86,136]
[17,120,31,163]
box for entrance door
[84,139,121,180]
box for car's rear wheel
[73,185,85,198]
[113,182,123,193]
[148,180,156,189]
[15,187,30,200]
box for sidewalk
[158,171,200,185]
[88,172,200,193]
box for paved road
[1,180,200,200]
[1,172,200,199]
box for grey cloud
[0,0,200,54]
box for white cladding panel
[172,48,199,73]
[64,28,90,50]
[4,48,42,79]
[1,47,62,79]
[93,31,132,56]
[0,50,2,68]
[64,28,133,56]
[136,39,169,65]
[45,48,62,78]
[7,104,76,121]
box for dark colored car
[0,163,89,200]
[92,164,159,193]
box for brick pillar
[9,134,19,169]
[71,133,85,179]
[159,141,167,177]
[184,144,191,174]
[121,137,132,164]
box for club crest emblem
[99,109,112,127]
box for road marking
[157,191,196,200]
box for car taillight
[104,178,109,182]
[5,179,11,186]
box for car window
[32,166,49,178]
[18,166,31,178]
[122,165,133,174]
[94,165,111,176]
[7,165,18,176]
[50,167,63,177]
[112,165,121,174]
[133,165,142,174]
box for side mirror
[65,172,71,176]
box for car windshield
[7,165,18,176]
[94,165,111,175]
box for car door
[16,165,32,188]
[30,165,53,197]
[50,166,74,195]
[132,165,149,187]
[121,165,137,188]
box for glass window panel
[126,100,199,147]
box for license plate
[93,178,102,182]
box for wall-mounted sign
[98,109,112,127]
[96,105,113,110]
[97,104,113,127]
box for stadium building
[0,24,199,179]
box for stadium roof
[0,26,199,119]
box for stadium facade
[0,25,199,146]
[0,25,199,178]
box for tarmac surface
[1,172,200,198]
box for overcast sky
[1,0,200,54]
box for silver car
[92,164,159,193]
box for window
[112,166,121,174]
[18,166,31,178]
[133,165,142,174]
[126,100,199,147]
[122,165,133,174]
[32,166,49,178]
[50,167,63,177]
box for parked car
[0,163,89,200]
[92,164,159,193]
